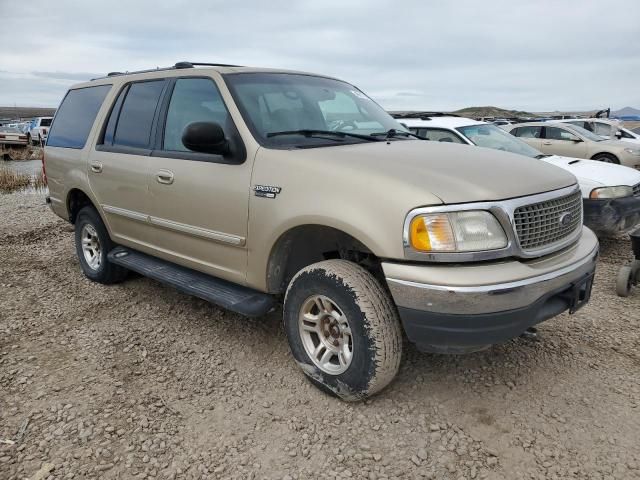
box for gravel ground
[1,192,639,480]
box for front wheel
[283,260,403,401]
[592,153,619,164]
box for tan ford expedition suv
[45,62,599,400]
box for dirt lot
[1,192,639,480]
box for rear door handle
[90,162,103,173]
[156,170,174,185]
[543,141,552,145]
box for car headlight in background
[409,211,507,252]
[624,148,640,156]
[589,185,633,199]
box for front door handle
[156,170,174,185]
[543,141,552,145]
[90,162,103,173]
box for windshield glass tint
[457,124,541,158]
[225,73,406,147]
[562,123,603,142]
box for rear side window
[512,126,542,138]
[47,85,111,149]
[112,80,165,148]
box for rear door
[145,76,252,284]
[541,126,588,157]
[89,79,167,247]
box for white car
[395,114,640,235]
[557,118,640,145]
[28,117,53,145]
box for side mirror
[182,122,229,155]
[615,131,623,139]
[569,136,582,142]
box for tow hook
[520,327,539,341]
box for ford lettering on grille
[514,190,582,251]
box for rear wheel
[283,260,403,401]
[74,206,128,284]
[592,153,619,164]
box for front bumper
[383,228,599,353]
[583,197,640,234]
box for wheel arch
[66,188,101,224]
[591,152,620,163]
[265,224,383,294]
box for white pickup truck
[28,117,53,145]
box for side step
[107,247,275,317]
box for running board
[107,247,275,317]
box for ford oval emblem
[559,212,573,227]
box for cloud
[0,0,638,110]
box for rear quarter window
[47,85,112,149]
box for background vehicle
[28,116,52,145]
[557,118,640,144]
[507,121,640,169]
[398,114,640,235]
[45,62,598,400]
[0,126,29,146]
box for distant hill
[0,106,56,120]
[451,106,533,118]
[612,106,640,117]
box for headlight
[590,186,633,199]
[624,148,640,156]
[409,211,507,252]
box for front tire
[74,206,128,284]
[592,153,619,164]
[284,260,403,401]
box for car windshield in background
[561,123,604,142]
[224,73,408,148]
[457,124,542,158]
[40,118,52,127]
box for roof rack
[391,111,460,120]
[93,61,244,80]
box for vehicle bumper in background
[0,140,28,146]
[583,196,640,234]
[383,228,599,353]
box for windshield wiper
[266,129,382,142]
[369,129,421,140]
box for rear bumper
[383,228,599,352]
[583,197,640,234]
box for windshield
[40,118,52,127]
[561,123,603,142]
[457,124,542,158]
[224,73,408,148]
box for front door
[541,126,588,157]
[145,77,253,285]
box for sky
[0,0,638,112]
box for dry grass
[0,166,46,193]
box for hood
[291,140,577,204]
[542,155,640,197]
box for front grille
[633,183,640,197]
[514,190,582,251]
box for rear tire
[592,153,619,164]
[74,206,128,284]
[283,260,403,401]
